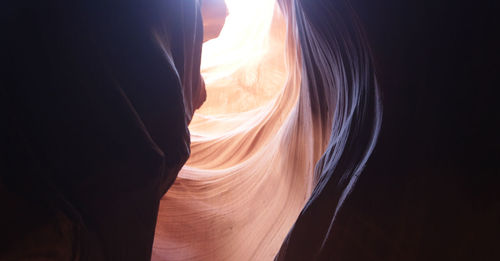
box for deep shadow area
[321,0,499,260]
[1,1,202,259]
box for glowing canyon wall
[153,0,381,260]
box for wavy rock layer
[153,0,381,260]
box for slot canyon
[2,0,498,261]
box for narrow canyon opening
[153,0,317,260]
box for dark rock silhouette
[2,0,203,259]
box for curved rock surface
[152,0,380,260]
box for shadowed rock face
[2,0,203,260]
